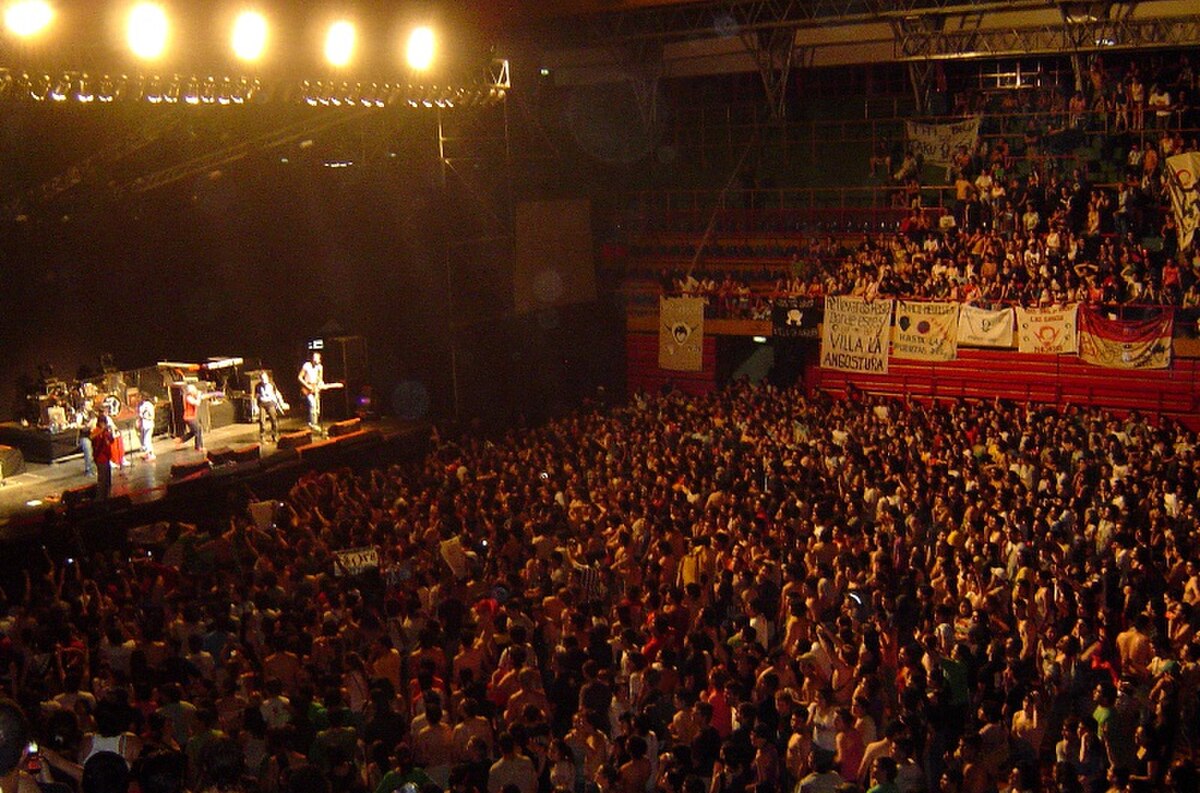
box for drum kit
[34,378,127,434]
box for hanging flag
[905,116,981,167]
[1078,306,1173,370]
[1165,152,1200,250]
[1016,305,1079,354]
[893,301,959,361]
[821,296,893,373]
[957,305,1015,348]
[659,296,705,371]
[772,297,822,339]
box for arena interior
[1,1,1200,792]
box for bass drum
[101,395,122,416]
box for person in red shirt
[91,408,116,499]
[178,384,205,452]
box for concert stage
[0,416,428,543]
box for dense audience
[3,380,1200,793]
[626,51,1200,318]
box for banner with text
[905,116,982,167]
[1166,152,1200,251]
[1016,305,1079,354]
[957,305,1015,348]
[1079,306,1173,370]
[771,297,822,339]
[893,301,959,361]
[334,546,379,577]
[659,297,705,371]
[821,297,893,373]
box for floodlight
[324,20,354,67]
[406,26,434,71]
[128,2,168,60]
[5,0,53,38]
[232,10,267,62]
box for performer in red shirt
[178,384,205,452]
[91,408,116,499]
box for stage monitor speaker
[207,447,235,466]
[327,417,361,437]
[171,459,211,479]
[278,430,312,449]
[231,444,260,463]
[63,483,98,508]
[0,445,26,478]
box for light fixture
[324,20,355,68]
[231,10,267,62]
[127,3,169,60]
[5,0,52,38]
[406,26,434,71]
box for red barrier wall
[810,347,1200,428]
[626,333,718,397]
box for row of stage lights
[4,1,439,70]
[0,70,508,107]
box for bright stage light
[406,26,434,71]
[5,0,53,37]
[127,2,168,60]
[232,10,267,62]
[324,20,355,67]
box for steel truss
[895,14,1200,59]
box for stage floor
[0,417,416,526]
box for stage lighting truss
[0,59,508,108]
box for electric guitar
[299,382,344,397]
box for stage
[0,415,429,542]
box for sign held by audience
[893,301,959,361]
[821,296,892,373]
[333,546,379,577]
[957,305,1015,348]
[659,296,705,371]
[1016,305,1078,355]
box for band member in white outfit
[298,352,324,431]
[137,396,156,461]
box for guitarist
[255,372,288,443]
[298,352,325,432]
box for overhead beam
[547,0,1057,48]
[894,14,1200,59]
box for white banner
[957,305,1015,348]
[893,301,959,361]
[821,297,893,373]
[905,116,981,167]
[1166,152,1200,251]
[659,297,705,372]
[1016,305,1079,354]
[334,546,379,577]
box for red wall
[810,347,1200,427]
[626,333,718,397]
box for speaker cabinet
[171,459,211,479]
[278,430,312,449]
[327,418,362,437]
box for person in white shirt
[298,352,325,431]
[137,396,156,461]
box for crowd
[3,380,1200,793]
[626,208,1199,318]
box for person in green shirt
[866,756,900,793]
[374,745,434,793]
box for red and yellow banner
[1078,307,1173,370]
